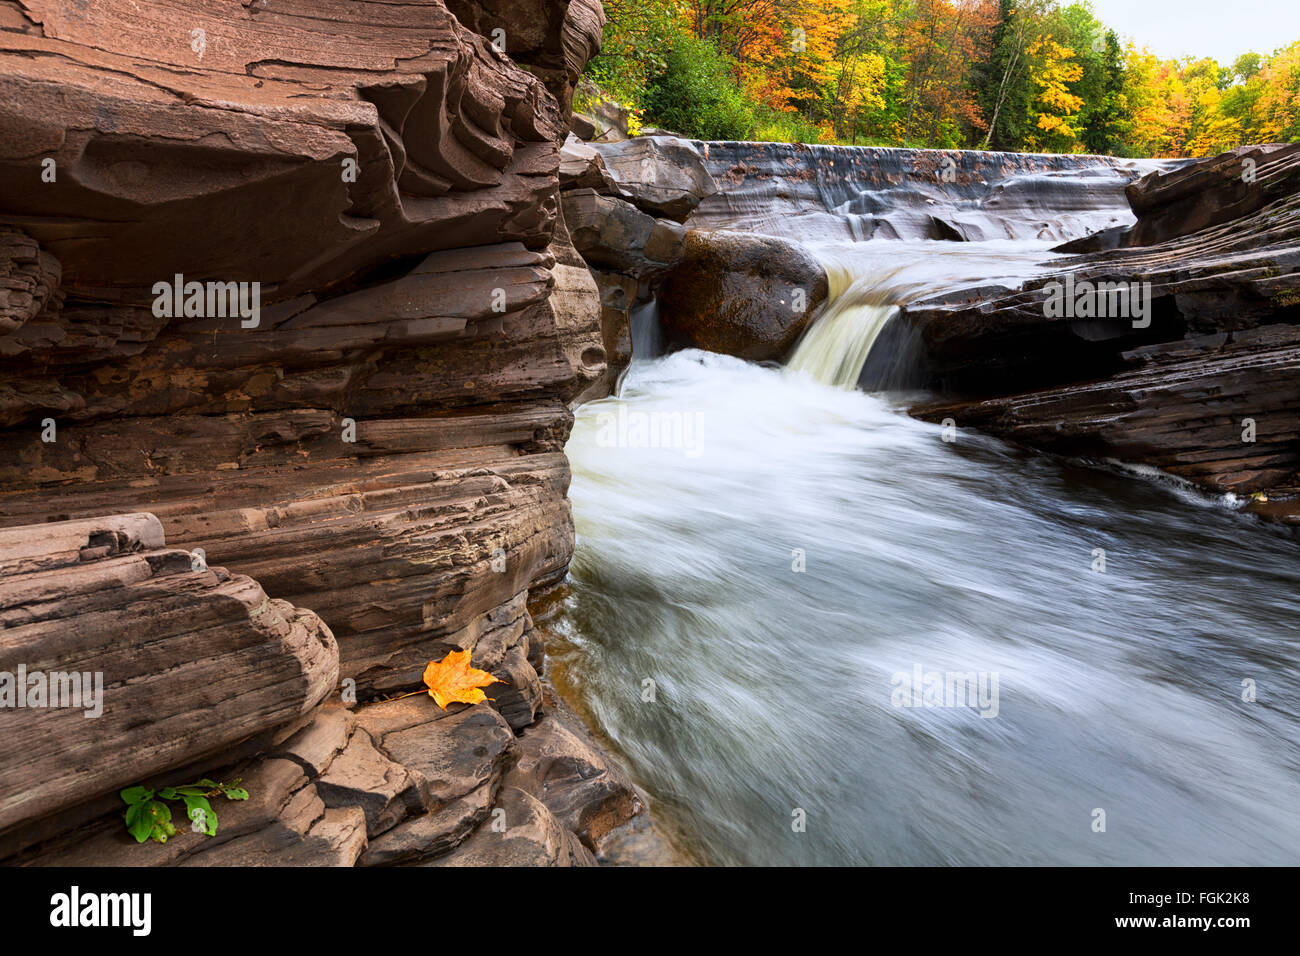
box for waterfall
[785,257,908,389]
[786,239,1071,390]
[630,298,663,360]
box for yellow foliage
[421,650,503,710]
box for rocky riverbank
[0,0,659,866]
[907,144,1300,523]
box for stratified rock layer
[0,0,604,698]
[686,142,1176,243]
[909,145,1300,520]
[0,0,647,864]
[0,514,336,855]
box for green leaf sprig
[120,778,250,844]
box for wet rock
[572,270,636,403]
[0,0,606,707]
[903,145,1300,517]
[658,230,829,361]
[489,646,545,730]
[591,136,719,222]
[423,786,575,866]
[503,710,641,848]
[566,830,599,866]
[685,142,1169,243]
[914,324,1300,498]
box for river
[546,239,1300,866]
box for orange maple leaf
[422,650,503,710]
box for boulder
[658,230,829,361]
[562,189,687,279]
[0,514,336,852]
[592,136,719,222]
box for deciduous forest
[583,0,1300,154]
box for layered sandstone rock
[685,141,1175,243]
[0,514,336,854]
[0,0,647,864]
[0,0,601,696]
[908,146,1300,521]
[557,134,718,394]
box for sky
[1085,0,1300,64]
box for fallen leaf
[422,649,503,710]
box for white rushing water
[787,239,1065,389]
[552,240,1300,866]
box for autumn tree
[587,0,1300,154]
[1025,36,1084,150]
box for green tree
[642,35,758,139]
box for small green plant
[120,778,249,844]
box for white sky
[1084,0,1300,63]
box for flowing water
[548,239,1300,867]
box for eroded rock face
[686,142,1176,243]
[658,231,828,361]
[0,0,649,865]
[443,0,605,111]
[592,136,718,222]
[0,0,605,700]
[0,515,337,857]
[907,145,1300,520]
